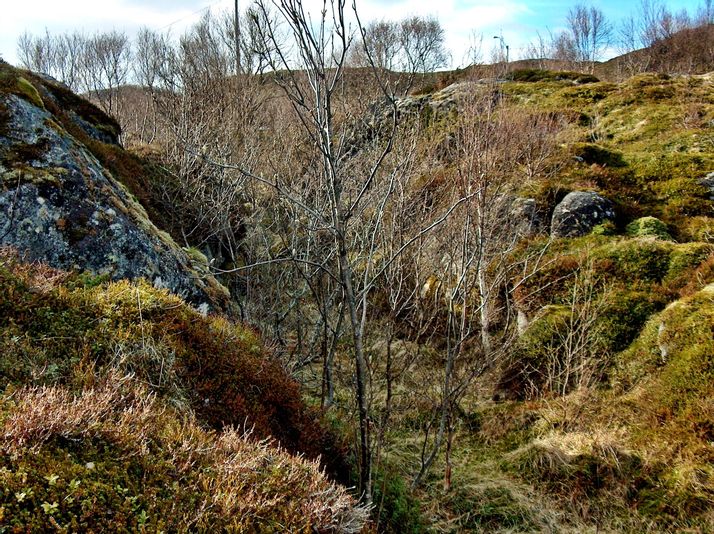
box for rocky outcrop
[699,171,714,200]
[0,63,230,313]
[511,197,545,237]
[550,191,616,238]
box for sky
[0,0,706,69]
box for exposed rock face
[699,171,714,200]
[0,66,230,313]
[551,191,616,238]
[511,197,544,237]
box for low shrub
[0,249,349,479]
[0,377,368,532]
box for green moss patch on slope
[0,248,348,477]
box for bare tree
[162,0,478,503]
[77,31,132,116]
[519,259,610,400]
[566,3,612,72]
[399,15,449,75]
[699,0,714,24]
[550,30,578,69]
[348,14,449,97]
[18,31,86,91]
[17,31,53,78]
[202,0,393,502]
[523,30,552,70]
[350,19,401,70]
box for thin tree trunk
[339,245,371,503]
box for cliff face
[0,61,229,313]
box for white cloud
[1,0,530,68]
[0,0,233,65]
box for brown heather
[0,249,365,532]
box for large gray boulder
[0,69,230,313]
[550,191,615,238]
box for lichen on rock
[0,66,230,313]
[551,191,616,238]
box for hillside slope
[0,249,364,532]
[0,62,365,532]
[392,71,714,532]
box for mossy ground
[504,72,714,241]
[323,70,714,531]
[0,249,360,531]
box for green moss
[1,138,50,167]
[40,76,119,138]
[590,238,712,286]
[591,220,617,236]
[184,246,209,265]
[0,64,46,111]
[15,77,44,109]
[653,286,714,410]
[371,468,424,533]
[561,82,617,104]
[625,216,672,240]
[617,284,714,411]
[445,485,537,531]
[498,306,571,398]
[573,142,627,167]
[598,288,669,353]
[666,243,714,282]
[592,238,673,283]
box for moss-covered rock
[625,216,672,240]
[0,62,229,313]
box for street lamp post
[493,34,509,71]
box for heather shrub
[0,376,368,532]
[0,248,349,478]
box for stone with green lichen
[626,216,672,240]
[0,63,231,314]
